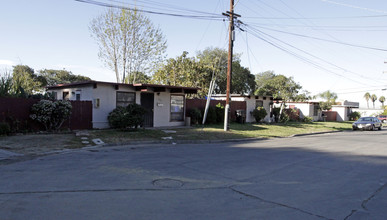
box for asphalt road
[0,130,387,220]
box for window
[75,90,81,101]
[170,95,184,121]
[256,100,263,108]
[313,104,319,116]
[116,92,135,107]
[63,91,69,100]
[51,91,57,100]
[94,99,100,108]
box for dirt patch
[0,133,80,155]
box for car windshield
[357,117,372,122]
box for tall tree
[364,92,370,109]
[0,70,14,97]
[255,71,305,116]
[371,94,377,109]
[124,71,151,84]
[90,8,167,83]
[12,65,45,95]
[379,96,385,108]
[196,47,254,95]
[317,90,338,110]
[38,69,91,86]
[152,51,208,97]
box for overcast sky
[1,0,387,108]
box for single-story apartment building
[46,81,199,129]
[211,94,274,123]
[275,101,322,121]
[331,100,359,121]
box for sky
[1,0,387,109]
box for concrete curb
[0,130,346,163]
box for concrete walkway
[0,149,22,161]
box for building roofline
[46,81,200,94]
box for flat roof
[46,81,200,94]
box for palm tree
[364,92,370,109]
[379,96,385,108]
[318,90,338,110]
[371,94,378,109]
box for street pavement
[0,130,386,220]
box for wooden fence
[0,97,92,131]
[322,111,337,122]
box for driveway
[0,130,386,219]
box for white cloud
[0,59,15,66]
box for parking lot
[0,130,386,220]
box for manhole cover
[153,178,184,188]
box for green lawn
[90,121,353,144]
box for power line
[247,24,387,52]
[242,25,374,86]
[319,0,387,14]
[75,0,224,20]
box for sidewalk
[0,149,22,161]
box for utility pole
[223,0,240,131]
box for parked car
[377,115,387,123]
[352,117,382,131]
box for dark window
[313,104,319,116]
[51,91,57,100]
[63,92,69,100]
[76,94,81,101]
[171,95,184,121]
[116,92,135,107]
[256,100,263,108]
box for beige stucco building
[212,94,274,123]
[46,81,198,129]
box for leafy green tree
[12,65,45,95]
[371,94,377,109]
[255,71,304,115]
[0,70,14,97]
[152,51,208,97]
[196,47,254,95]
[317,90,338,110]
[379,96,385,108]
[124,71,151,84]
[38,69,91,86]
[364,92,371,109]
[90,8,167,83]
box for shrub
[303,116,313,123]
[0,122,10,135]
[187,108,202,125]
[206,107,217,124]
[30,100,72,131]
[215,103,225,123]
[272,107,281,123]
[108,106,128,129]
[349,111,361,121]
[126,103,146,129]
[280,111,290,123]
[108,104,146,129]
[252,107,267,123]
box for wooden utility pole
[223,0,240,131]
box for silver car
[352,117,383,131]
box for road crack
[229,186,332,220]
[361,182,387,210]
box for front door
[141,93,154,127]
